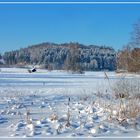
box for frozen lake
[0,68,139,138]
[0,68,136,88]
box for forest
[1,42,117,71]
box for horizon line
[0,1,140,4]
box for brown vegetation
[117,47,140,73]
[117,19,140,73]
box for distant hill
[2,42,117,71]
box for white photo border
[0,0,140,139]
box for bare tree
[117,19,140,73]
[117,45,131,71]
[131,19,140,46]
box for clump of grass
[112,78,140,124]
[103,72,140,125]
[126,98,140,119]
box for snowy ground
[0,68,140,138]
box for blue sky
[0,3,140,52]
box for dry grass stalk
[65,97,71,127]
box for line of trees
[117,19,140,73]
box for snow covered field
[0,68,140,138]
